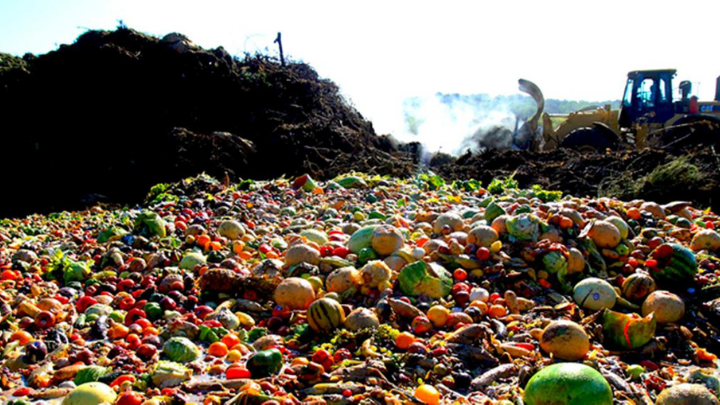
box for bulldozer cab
[619,69,676,128]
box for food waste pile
[1,173,720,405]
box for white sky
[1,0,719,139]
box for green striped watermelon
[307,298,346,333]
[649,243,697,285]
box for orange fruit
[395,332,416,349]
[208,342,229,357]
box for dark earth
[1,27,718,218]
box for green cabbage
[542,251,568,275]
[398,261,452,299]
[64,261,92,285]
[179,251,206,271]
[134,210,167,238]
[73,366,110,386]
[162,337,200,363]
[506,214,541,242]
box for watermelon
[602,309,656,350]
[347,225,379,254]
[484,201,506,224]
[649,243,697,285]
[337,176,368,189]
[307,298,346,333]
[523,363,613,405]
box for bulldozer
[517,70,720,152]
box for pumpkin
[370,225,405,256]
[326,267,361,294]
[641,290,685,324]
[360,260,392,288]
[433,212,464,234]
[467,225,499,248]
[621,272,656,301]
[539,320,590,361]
[656,384,720,405]
[344,307,380,331]
[217,220,245,240]
[274,278,316,310]
[573,278,617,311]
[284,243,320,267]
[588,220,622,249]
[691,229,720,251]
[307,298,346,333]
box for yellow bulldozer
[517,69,720,152]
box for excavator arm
[514,79,545,150]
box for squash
[344,307,380,331]
[217,220,245,240]
[573,278,616,310]
[621,272,656,301]
[567,248,585,274]
[360,260,392,288]
[370,225,405,256]
[539,320,590,361]
[307,298,346,333]
[433,212,464,234]
[326,267,361,294]
[284,243,320,267]
[691,229,720,252]
[641,290,685,324]
[274,278,316,310]
[467,225,499,248]
[656,384,720,405]
[588,220,622,249]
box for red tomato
[226,366,251,379]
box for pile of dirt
[0,27,417,218]
[0,27,718,218]
[431,148,719,209]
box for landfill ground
[1,173,720,405]
[2,28,720,405]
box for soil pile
[0,27,416,218]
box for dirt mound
[430,147,719,209]
[1,27,718,218]
[0,28,415,218]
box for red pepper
[202,320,223,328]
[513,343,535,351]
[110,375,136,387]
[76,296,98,312]
[53,294,70,305]
[125,308,147,326]
[639,360,659,371]
[13,387,34,397]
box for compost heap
[1,27,718,220]
[2,172,720,405]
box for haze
[2,0,718,142]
